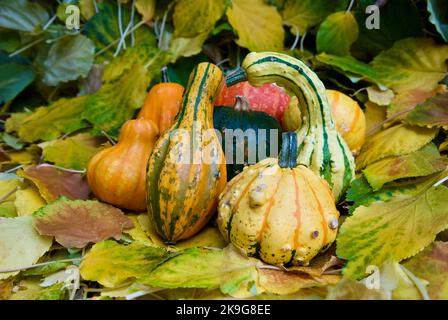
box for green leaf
[316,11,359,56]
[41,133,102,171]
[0,216,53,280]
[82,63,147,137]
[363,143,448,191]
[173,0,226,37]
[371,38,448,93]
[7,96,88,143]
[282,0,348,35]
[337,184,448,279]
[80,240,171,287]
[316,53,383,86]
[352,0,423,59]
[9,280,66,300]
[83,1,156,61]
[101,44,168,83]
[406,92,448,130]
[427,0,448,42]
[227,0,284,52]
[356,124,439,169]
[1,132,24,151]
[34,198,133,248]
[403,241,448,300]
[0,63,35,103]
[0,0,49,32]
[139,245,261,294]
[42,35,95,86]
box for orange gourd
[138,83,184,134]
[87,119,159,211]
[326,90,366,155]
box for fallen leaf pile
[0,0,447,300]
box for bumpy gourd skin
[227,52,355,201]
[87,119,159,211]
[146,63,226,242]
[217,158,339,266]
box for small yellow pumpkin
[87,119,159,211]
[326,90,366,154]
[217,132,340,266]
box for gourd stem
[234,96,251,112]
[278,132,298,168]
[226,68,248,87]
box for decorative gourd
[87,119,159,211]
[138,83,184,134]
[326,90,366,154]
[215,81,291,122]
[217,132,340,266]
[146,63,226,242]
[226,52,355,201]
[214,96,283,180]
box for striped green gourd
[146,62,226,242]
[226,52,355,200]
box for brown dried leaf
[258,268,340,295]
[33,198,133,248]
[18,164,90,203]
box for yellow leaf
[364,102,386,136]
[135,0,156,21]
[0,216,53,280]
[227,0,284,52]
[169,31,210,62]
[366,86,395,106]
[173,0,226,37]
[336,184,448,279]
[14,186,45,216]
[363,143,448,191]
[356,124,438,169]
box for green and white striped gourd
[226,52,355,201]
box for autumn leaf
[9,280,66,300]
[316,11,359,56]
[387,86,446,120]
[363,143,448,191]
[0,216,53,280]
[336,184,448,279]
[258,269,339,296]
[169,32,210,62]
[80,240,171,287]
[41,133,102,171]
[139,245,262,295]
[5,96,88,143]
[14,186,45,216]
[282,0,348,35]
[403,241,448,300]
[227,0,284,52]
[173,0,226,38]
[405,92,448,130]
[18,164,90,203]
[0,173,22,218]
[371,38,448,93]
[356,124,438,169]
[366,86,394,107]
[33,198,133,248]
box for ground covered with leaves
[0,0,448,300]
